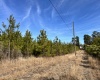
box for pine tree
[37,29,48,56]
[21,30,33,57]
[84,34,91,45]
[53,36,59,55]
[72,36,80,47]
[2,15,20,59]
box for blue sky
[0,0,100,44]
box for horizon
[0,0,100,44]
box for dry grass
[0,53,74,79]
[89,56,100,80]
[89,56,100,69]
[0,50,99,80]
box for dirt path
[0,50,100,80]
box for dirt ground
[0,50,100,80]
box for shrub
[85,45,100,58]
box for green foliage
[1,15,21,59]
[93,37,100,46]
[84,34,91,45]
[72,36,80,47]
[21,30,33,57]
[85,45,100,58]
[92,31,100,39]
[92,31,100,46]
[52,36,60,55]
[0,15,79,59]
[84,31,100,58]
[76,36,80,47]
[36,30,48,56]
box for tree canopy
[0,15,78,59]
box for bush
[85,45,100,58]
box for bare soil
[0,50,100,80]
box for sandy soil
[0,50,100,80]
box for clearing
[0,50,100,80]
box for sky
[0,0,100,44]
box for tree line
[0,15,79,60]
[84,31,100,58]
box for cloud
[39,20,72,41]
[44,5,51,12]
[76,27,100,34]
[51,9,55,19]
[51,0,67,19]
[87,28,100,32]
[36,3,41,15]
[79,11,100,21]
[21,23,31,36]
[22,6,32,21]
[58,0,65,7]
[26,24,31,31]
[0,0,12,16]
[38,18,72,37]
[36,10,72,37]
[37,17,50,29]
